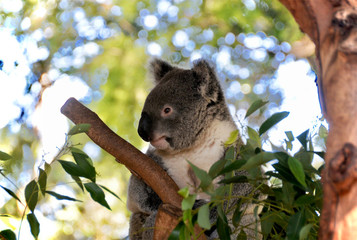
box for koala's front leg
[127,175,162,239]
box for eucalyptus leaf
[297,130,309,150]
[219,159,246,175]
[188,162,212,190]
[178,187,189,198]
[240,152,276,170]
[0,229,16,240]
[181,194,196,211]
[219,175,248,184]
[247,127,261,148]
[71,174,84,191]
[0,185,22,203]
[288,157,307,188]
[27,213,40,239]
[38,168,47,195]
[0,150,12,160]
[71,148,96,182]
[84,182,111,210]
[217,213,231,240]
[299,223,313,240]
[286,211,306,240]
[245,99,268,119]
[285,131,294,141]
[58,160,95,181]
[259,111,289,136]
[99,185,121,201]
[197,204,211,229]
[208,156,227,178]
[68,123,91,135]
[46,191,82,202]
[224,130,239,146]
[25,180,39,212]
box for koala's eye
[164,108,171,114]
[161,106,173,117]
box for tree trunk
[279,0,357,239]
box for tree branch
[60,97,187,239]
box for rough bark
[61,97,196,239]
[279,1,357,239]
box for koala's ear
[193,60,219,103]
[150,58,174,84]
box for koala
[127,59,258,239]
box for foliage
[169,99,323,239]
[0,124,119,239]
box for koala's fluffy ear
[150,58,174,84]
[193,60,219,103]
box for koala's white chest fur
[154,119,237,199]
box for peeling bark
[279,0,357,239]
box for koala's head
[138,58,231,152]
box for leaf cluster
[0,124,120,239]
[169,100,324,240]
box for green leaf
[27,213,40,239]
[0,151,12,160]
[297,130,309,150]
[219,175,248,184]
[259,111,289,136]
[178,187,189,198]
[286,211,306,240]
[299,223,313,240]
[25,180,39,212]
[58,160,94,181]
[71,148,96,182]
[0,185,22,203]
[217,213,231,240]
[209,156,227,178]
[99,185,121,201]
[38,168,47,196]
[294,195,316,206]
[219,159,246,175]
[0,229,16,240]
[224,146,235,161]
[285,131,294,141]
[168,221,184,240]
[261,212,276,235]
[247,127,261,148]
[240,152,276,170]
[197,204,211,229]
[245,99,268,119]
[70,147,93,165]
[224,130,239,146]
[84,182,111,210]
[181,194,196,211]
[71,175,84,191]
[46,191,82,202]
[68,123,91,135]
[188,162,212,190]
[232,207,243,227]
[288,157,307,188]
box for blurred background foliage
[0,0,319,239]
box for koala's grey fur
[127,59,260,239]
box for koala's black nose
[138,112,152,142]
